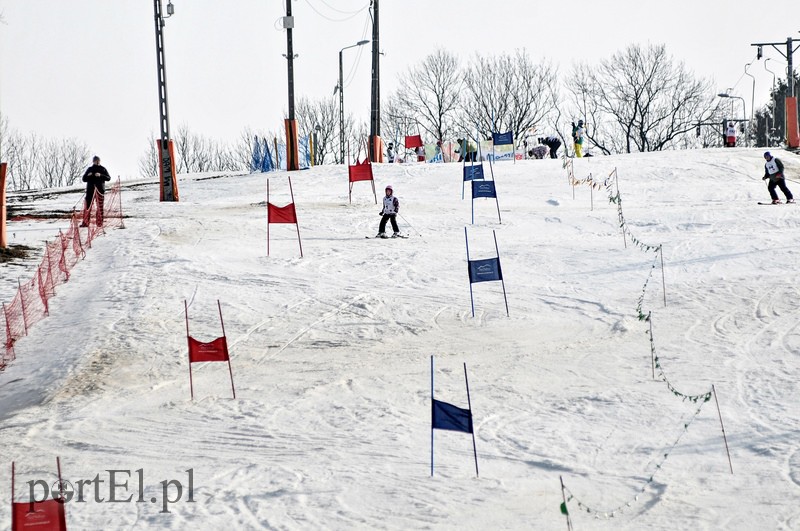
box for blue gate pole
[466,227,475,317]
[494,230,509,316]
[430,355,435,477]
[464,363,479,478]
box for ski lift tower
[153,0,179,201]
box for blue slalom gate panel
[468,257,503,283]
[472,180,497,199]
[432,399,473,433]
[463,164,485,181]
[492,131,514,145]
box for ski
[365,234,408,239]
[758,201,795,205]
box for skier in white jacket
[377,185,401,238]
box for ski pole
[398,213,423,239]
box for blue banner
[492,131,514,146]
[261,138,274,172]
[432,399,473,433]
[251,136,261,172]
[463,164,485,181]
[472,180,497,199]
[468,257,503,283]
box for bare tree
[391,48,462,143]
[62,139,90,186]
[0,114,7,161]
[138,136,159,178]
[566,43,719,154]
[171,123,246,174]
[382,92,416,145]
[294,96,339,164]
[347,120,370,161]
[5,131,38,190]
[460,49,557,143]
[39,138,89,188]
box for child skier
[762,151,794,204]
[377,185,401,238]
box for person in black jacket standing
[762,151,794,204]
[81,155,111,227]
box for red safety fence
[1,179,124,368]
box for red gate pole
[217,300,236,399]
[185,300,194,400]
[288,177,303,258]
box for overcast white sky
[1,0,798,178]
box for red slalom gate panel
[185,300,236,399]
[11,459,68,531]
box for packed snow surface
[1,148,799,530]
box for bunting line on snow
[647,313,714,403]
[635,251,662,322]
[560,397,709,519]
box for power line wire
[302,0,369,22]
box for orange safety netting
[1,180,124,367]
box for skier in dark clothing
[455,138,478,162]
[762,151,794,204]
[540,136,562,159]
[377,185,401,238]
[81,155,111,226]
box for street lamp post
[744,63,756,146]
[153,0,178,201]
[335,40,369,164]
[718,92,747,144]
[765,59,777,146]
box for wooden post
[712,384,734,474]
[559,476,573,531]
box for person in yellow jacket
[571,120,586,158]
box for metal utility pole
[153,0,179,201]
[368,0,381,162]
[751,37,800,147]
[284,0,299,170]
